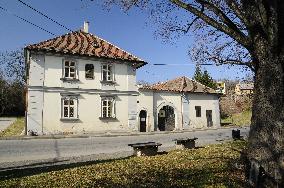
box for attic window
[85,64,94,79]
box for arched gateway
[158,105,175,131]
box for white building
[25,23,220,135]
[137,76,221,132]
[25,23,147,135]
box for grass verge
[221,110,252,126]
[0,117,24,137]
[1,140,249,188]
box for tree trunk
[248,53,284,186]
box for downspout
[180,93,184,130]
[42,55,46,135]
[24,48,30,135]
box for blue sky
[0,0,249,83]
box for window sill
[60,78,80,82]
[60,118,80,121]
[100,80,116,85]
[99,117,117,120]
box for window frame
[61,96,79,120]
[195,106,201,117]
[62,59,79,81]
[101,63,115,83]
[85,63,94,79]
[100,97,116,119]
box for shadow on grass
[83,159,251,188]
[0,156,132,181]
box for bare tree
[89,0,284,185]
[0,50,25,116]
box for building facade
[25,26,146,135]
[137,77,221,132]
[25,24,221,135]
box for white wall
[187,94,220,129]
[44,55,136,91]
[138,90,220,131]
[27,54,45,134]
[137,91,154,131]
[27,52,138,134]
[42,92,134,134]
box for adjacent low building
[137,76,221,132]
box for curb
[0,126,250,140]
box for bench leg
[176,141,196,150]
[133,147,158,156]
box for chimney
[83,21,89,33]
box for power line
[17,0,73,32]
[153,63,213,66]
[0,5,56,36]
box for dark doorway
[206,110,213,127]
[139,110,147,132]
[158,105,175,131]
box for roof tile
[140,76,217,94]
[26,30,146,68]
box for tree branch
[170,0,252,49]
[168,17,200,33]
[208,53,255,72]
[225,0,249,28]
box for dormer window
[63,60,77,79]
[101,64,114,82]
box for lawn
[1,140,249,188]
[0,117,25,137]
[221,110,252,127]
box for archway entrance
[139,110,147,132]
[158,105,175,131]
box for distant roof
[25,30,147,69]
[139,76,218,94]
[238,83,254,90]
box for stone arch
[156,102,178,131]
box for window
[195,106,201,117]
[61,97,78,119]
[101,97,115,118]
[85,64,94,79]
[102,64,113,82]
[64,60,77,79]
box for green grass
[1,140,249,188]
[221,110,252,126]
[0,117,25,137]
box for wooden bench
[128,142,162,156]
[173,137,198,150]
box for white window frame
[101,97,116,118]
[63,59,78,79]
[101,64,114,82]
[61,96,79,119]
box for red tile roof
[25,30,147,68]
[140,76,217,94]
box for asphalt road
[0,127,249,164]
